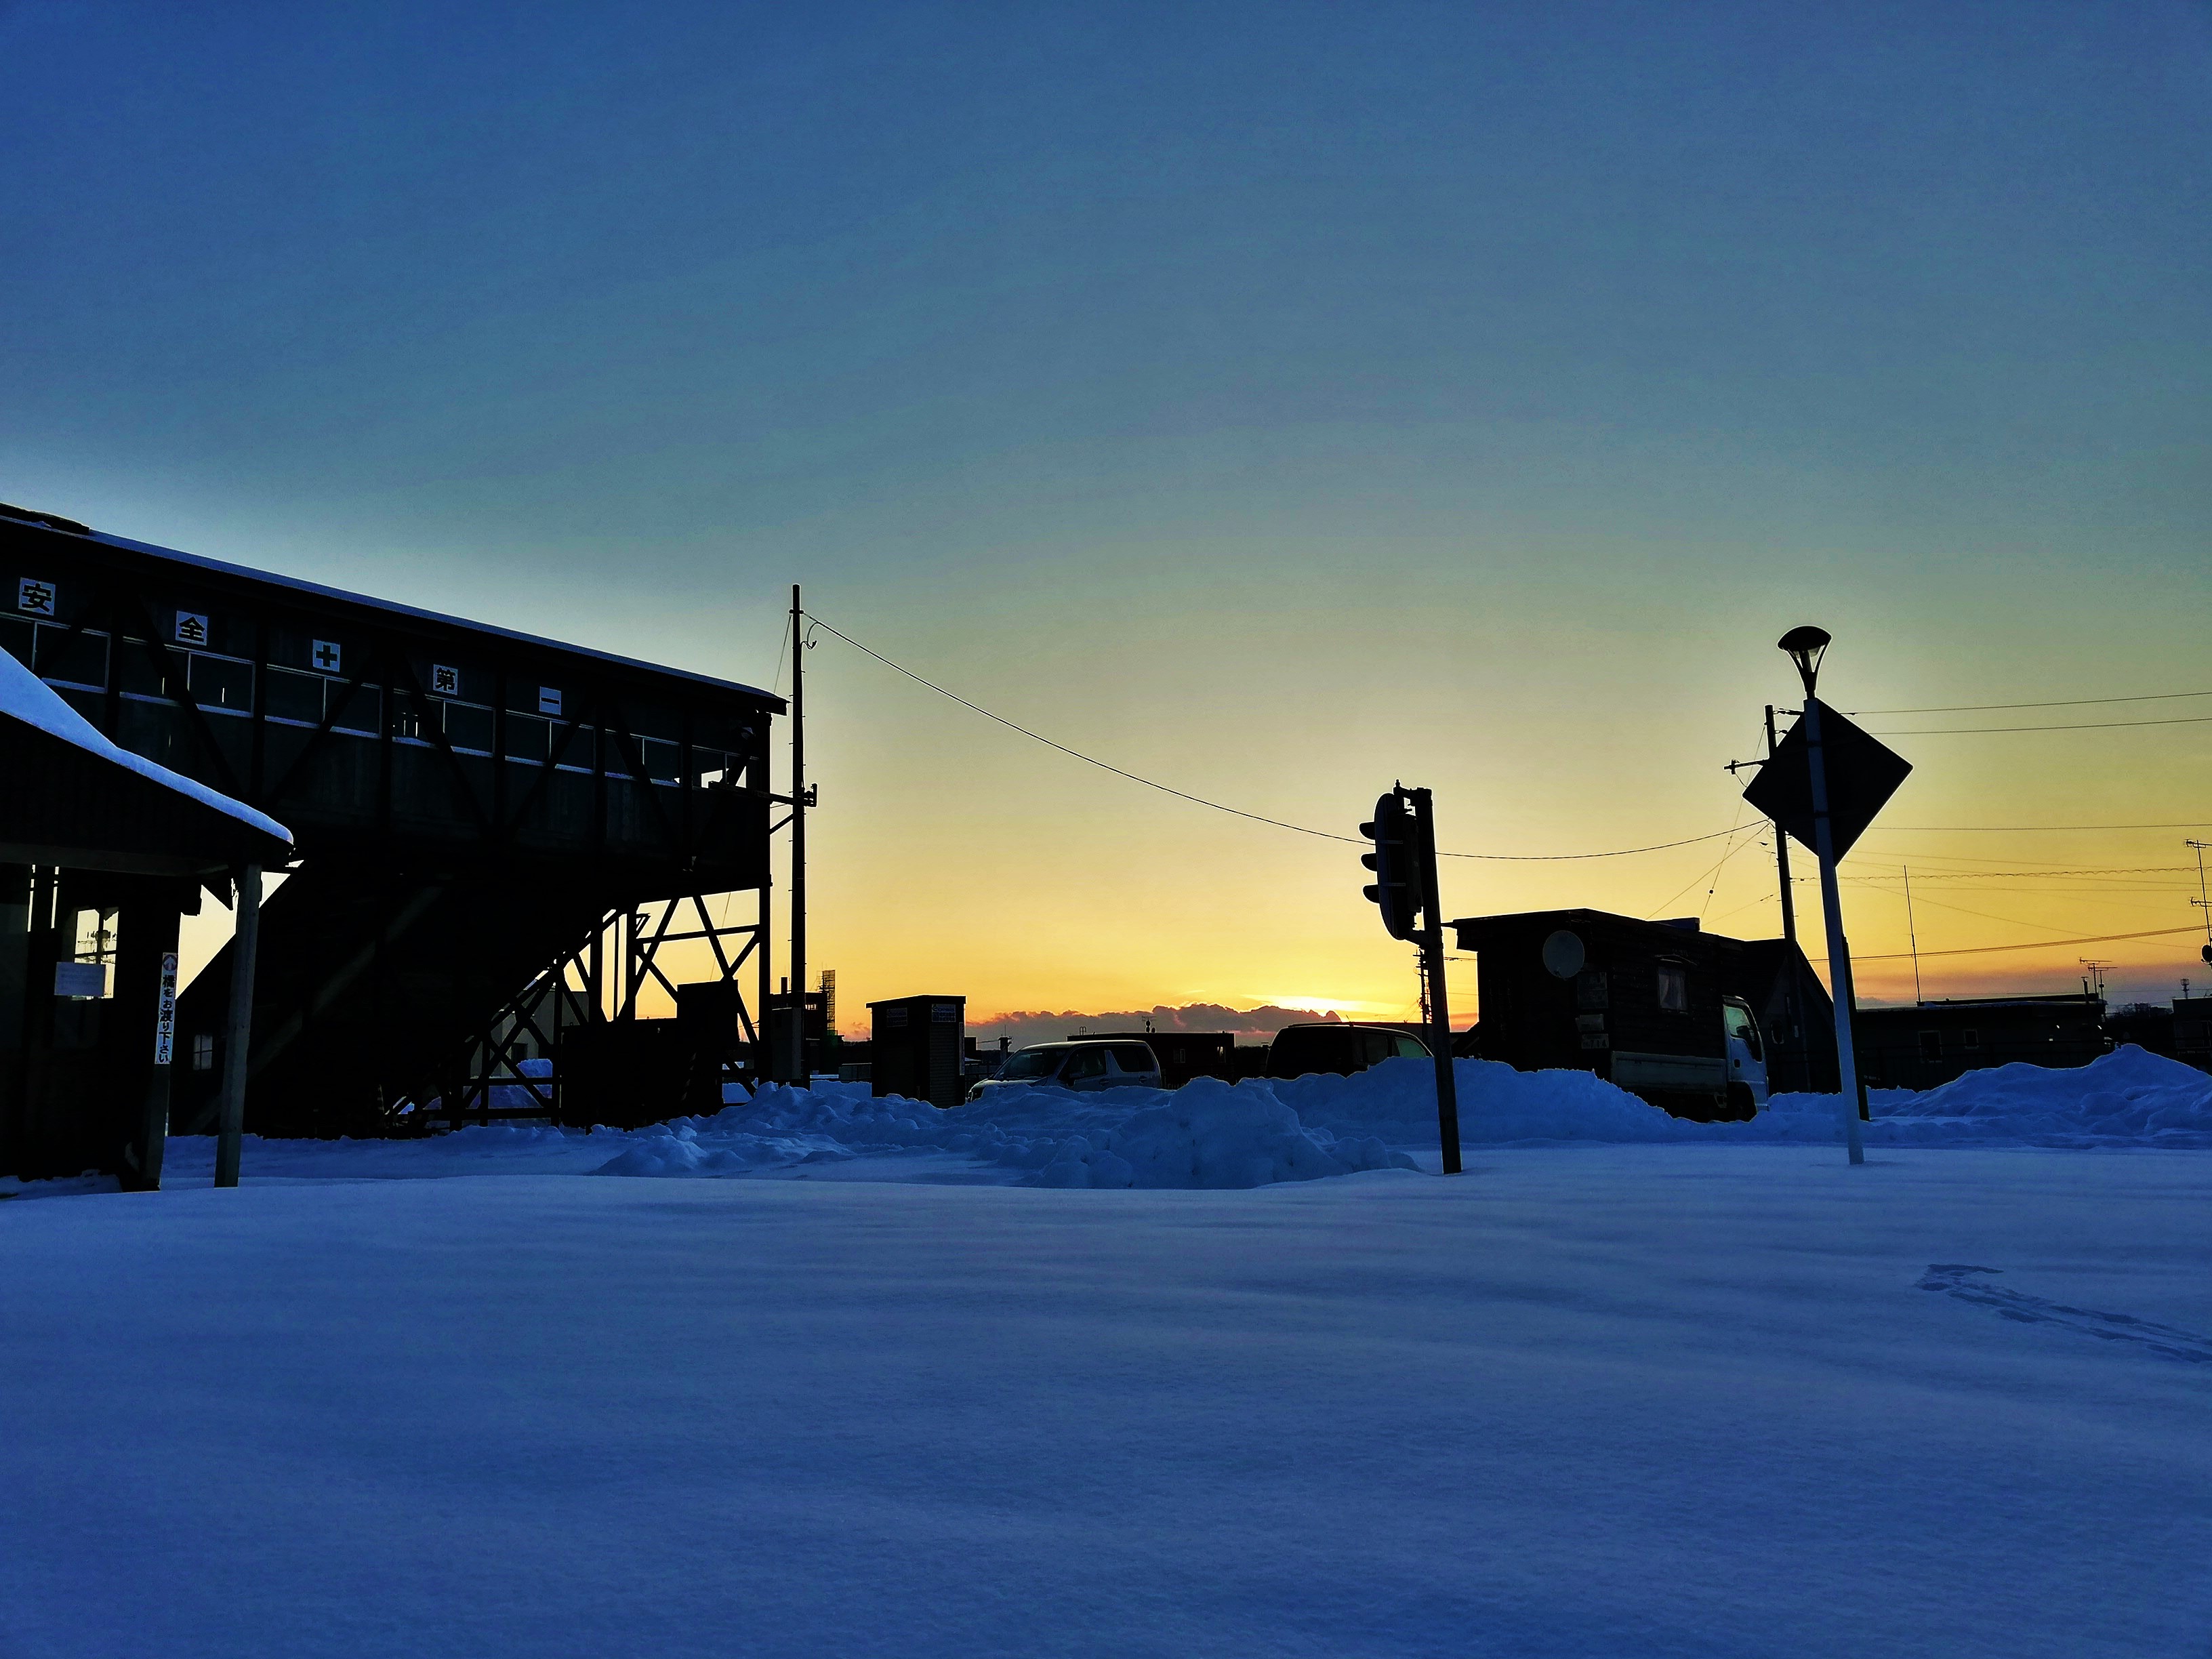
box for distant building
[2173,997,2212,1073]
[1854,994,2108,1091]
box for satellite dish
[1542,930,1585,979]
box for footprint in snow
[1917,1265,2212,1365]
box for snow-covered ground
[5,1051,2211,1656]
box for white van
[964,1040,1163,1103]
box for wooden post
[213,865,262,1188]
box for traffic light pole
[1800,699,1865,1166]
[1409,788,1462,1175]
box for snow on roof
[82,527,782,708]
[0,647,294,849]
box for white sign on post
[153,950,179,1066]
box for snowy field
[5,1052,2211,1657]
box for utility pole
[1765,705,1796,946]
[1903,865,1923,1006]
[2190,840,2211,965]
[788,583,807,1081]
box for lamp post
[1778,626,1865,1167]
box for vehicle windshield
[999,1048,1065,1081]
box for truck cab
[1721,996,1769,1120]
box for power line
[1870,714,2212,735]
[1849,689,2212,715]
[1809,924,2205,964]
[809,616,1744,861]
[1877,822,2212,832]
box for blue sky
[5,2,2209,1015]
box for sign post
[1743,628,1911,1168]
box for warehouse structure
[1,504,784,1144]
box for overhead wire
[1869,714,2212,735]
[804,617,2212,903]
[1849,689,2212,715]
[809,615,1744,861]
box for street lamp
[1778,623,1864,1166]
[1777,625,1831,698]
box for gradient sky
[5,2,2209,1024]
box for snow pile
[581,1046,2212,1185]
[1862,1044,2212,1149]
[592,1076,1415,1189]
[1279,1056,1710,1146]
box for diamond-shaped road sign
[1742,698,1911,860]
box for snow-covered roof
[81,527,782,708]
[0,646,294,848]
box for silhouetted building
[1855,994,2108,1090]
[2166,996,2211,1073]
[1451,908,1834,1116]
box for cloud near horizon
[962,1003,1349,1049]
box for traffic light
[1360,789,1422,941]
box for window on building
[1962,1029,1981,1050]
[192,1033,216,1071]
[1919,1031,1942,1062]
[1656,964,1688,1012]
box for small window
[640,737,680,783]
[1110,1044,1154,1073]
[1361,1029,1395,1066]
[192,1032,216,1071]
[444,702,495,754]
[1656,964,1689,1012]
[506,713,552,763]
[1919,1031,1942,1062]
[329,682,380,736]
[266,666,325,724]
[186,653,253,711]
[1962,1029,1981,1050]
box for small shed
[1,648,291,1187]
[869,995,966,1109]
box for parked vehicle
[963,1040,1162,1103]
[1721,996,1769,1118]
[1451,908,1771,1121]
[1263,1022,1431,1081]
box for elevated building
[1,504,782,1140]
